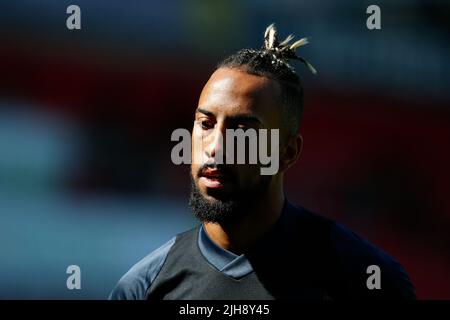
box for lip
[199,176,225,189]
[199,170,230,189]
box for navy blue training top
[109,201,416,300]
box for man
[109,24,416,300]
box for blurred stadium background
[0,0,449,299]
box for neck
[203,185,285,255]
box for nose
[205,124,225,163]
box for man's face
[190,67,282,223]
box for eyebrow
[196,108,263,125]
[196,108,214,117]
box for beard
[189,168,272,225]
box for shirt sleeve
[108,237,176,300]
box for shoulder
[108,236,176,300]
[330,221,416,298]
[288,202,416,299]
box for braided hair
[218,24,316,137]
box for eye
[230,124,249,130]
[199,119,214,130]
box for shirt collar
[198,224,254,279]
[196,199,298,279]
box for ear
[279,134,303,173]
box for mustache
[197,162,234,180]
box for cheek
[191,163,198,178]
[191,128,204,167]
[234,164,263,187]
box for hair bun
[263,23,317,75]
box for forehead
[197,68,281,126]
